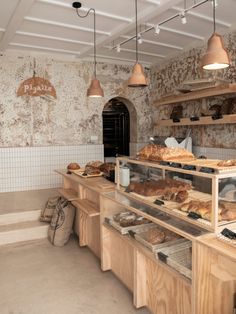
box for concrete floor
[0,237,151,314]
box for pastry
[85,165,101,175]
[99,162,115,174]
[217,159,236,167]
[175,190,188,203]
[113,211,130,222]
[134,216,150,225]
[86,160,103,168]
[145,228,165,244]
[162,191,175,201]
[67,162,80,170]
[222,210,236,221]
[120,213,137,227]
[164,230,180,242]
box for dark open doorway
[103,99,130,157]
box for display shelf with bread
[115,145,236,233]
[100,191,192,314]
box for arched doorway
[103,98,130,158]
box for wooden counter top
[55,169,115,194]
[198,233,236,261]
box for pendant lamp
[128,0,148,87]
[201,0,230,70]
[72,2,104,97]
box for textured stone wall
[151,30,236,148]
[0,54,152,147]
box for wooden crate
[155,240,192,279]
[105,216,154,235]
[130,225,186,252]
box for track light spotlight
[211,0,218,7]
[154,24,160,35]
[138,33,142,44]
[116,44,121,53]
[180,12,187,24]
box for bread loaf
[137,144,194,161]
[67,162,80,170]
[127,178,191,197]
[217,159,236,167]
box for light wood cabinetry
[55,170,115,258]
[194,235,236,314]
[100,192,193,314]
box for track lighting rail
[111,0,209,51]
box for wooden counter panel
[106,229,134,292]
[195,242,236,314]
[84,189,100,209]
[146,258,191,314]
[87,215,100,258]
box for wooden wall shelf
[155,114,236,127]
[154,83,236,107]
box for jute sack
[40,196,60,222]
[48,197,75,247]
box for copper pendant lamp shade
[201,33,230,70]
[201,0,230,70]
[128,63,148,87]
[128,0,148,88]
[87,78,104,97]
[73,2,104,97]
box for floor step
[0,221,49,246]
[0,188,58,215]
[0,209,41,225]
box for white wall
[0,145,103,192]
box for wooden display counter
[100,190,236,314]
[194,234,236,314]
[55,170,115,258]
[56,168,236,314]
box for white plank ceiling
[0,0,235,66]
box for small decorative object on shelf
[170,105,183,121]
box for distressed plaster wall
[0,54,152,148]
[151,30,236,148]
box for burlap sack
[40,196,60,222]
[48,197,75,247]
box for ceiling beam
[16,31,93,46]
[9,42,80,55]
[37,0,132,23]
[0,0,35,52]
[24,16,111,36]
[146,0,161,4]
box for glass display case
[116,157,236,232]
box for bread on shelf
[127,178,191,197]
[137,144,194,161]
[67,162,80,170]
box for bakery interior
[0,0,236,313]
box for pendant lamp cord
[75,7,97,78]
[213,0,216,33]
[135,0,138,63]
